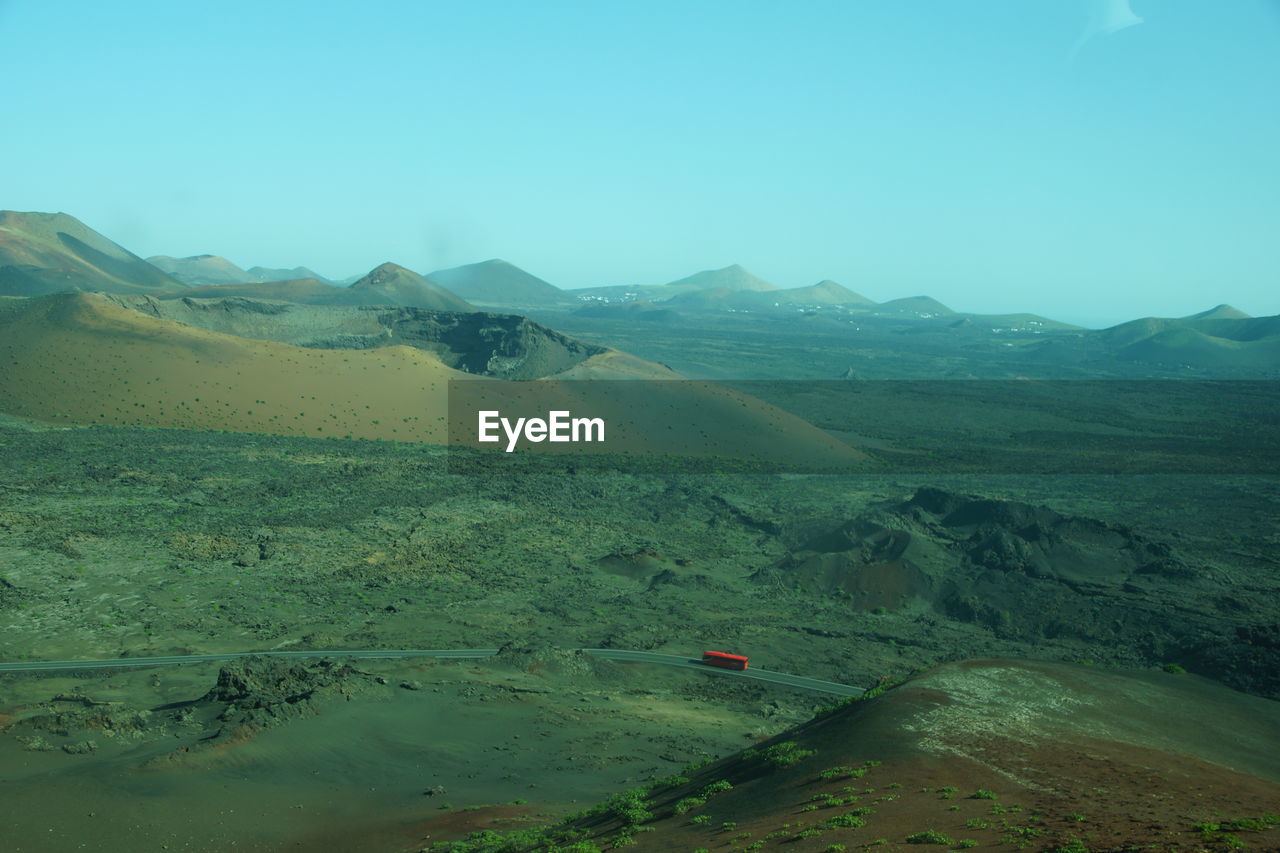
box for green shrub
[673,797,705,815]
[700,780,733,797]
[969,789,998,800]
[759,741,817,768]
[904,829,954,844]
[826,814,867,829]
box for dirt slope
[495,659,1280,853]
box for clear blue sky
[2,0,1277,326]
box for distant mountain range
[0,210,1275,375]
[147,254,334,287]
[160,263,475,312]
[571,265,960,317]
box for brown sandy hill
[0,294,865,470]
[0,291,469,441]
[484,659,1279,853]
[0,210,185,296]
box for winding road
[0,647,865,697]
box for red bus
[702,650,749,670]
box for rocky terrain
[116,294,608,379]
[0,407,1275,851]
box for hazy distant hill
[0,210,185,296]
[875,295,955,315]
[1029,305,1280,372]
[343,262,475,311]
[570,264,781,303]
[247,264,332,284]
[666,263,778,293]
[147,255,336,287]
[147,254,253,286]
[427,259,573,307]
[1184,304,1252,321]
[781,280,875,306]
[1098,305,1257,347]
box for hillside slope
[0,210,185,296]
[448,659,1280,852]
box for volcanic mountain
[341,262,475,311]
[426,259,574,307]
[0,210,185,296]
[666,263,779,293]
